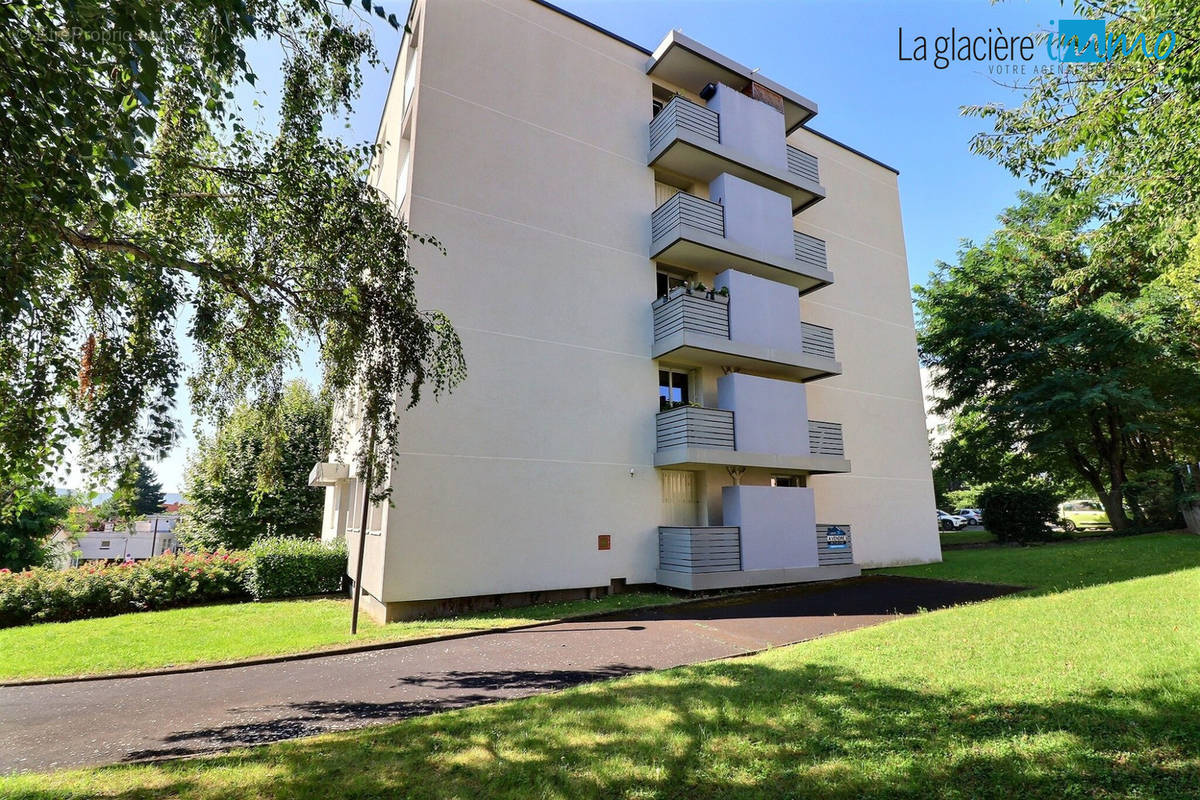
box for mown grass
[939,528,996,546]
[881,530,1200,594]
[3,542,1197,798]
[0,591,679,681]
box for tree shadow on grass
[16,660,1199,800]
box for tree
[130,463,166,516]
[968,1,1200,220]
[968,0,1200,351]
[179,380,330,550]
[0,485,69,571]
[917,192,1200,531]
[0,1,464,526]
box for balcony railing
[787,145,820,183]
[794,231,828,271]
[800,322,835,360]
[652,192,724,242]
[656,406,734,451]
[808,421,844,457]
[817,524,853,566]
[652,290,729,341]
[659,527,742,574]
[650,96,720,152]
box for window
[402,26,419,111]
[771,475,801,488]
[652,98,664,117]
[395,149,411,208]
[347,478,385,534]
[659,370,689,411]
[656,271,687,298]
[99,540,110,549]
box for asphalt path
[0,575,1017,773]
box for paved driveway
[0,576,1016,773]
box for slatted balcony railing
[659,526,742,574]
[800,322,835,360]
[652,191,724,242]
[787,145,820,183]
[652,291,730,342]
[650,96,720,152]
[794,231,828,272]
[816,524,853,566]
[808,420,844,457]
[656,406,735,451]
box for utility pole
[350,426,376,634]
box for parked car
[1058,500,1111,532]
[955,508,983,526]
[936,510,967,531]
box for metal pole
[350,427,376,635]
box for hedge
[979,484,1060,543]
[0,537,351,628]
[243,536,348,600]
[0,550,250,627]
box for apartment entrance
[661,469,701,526]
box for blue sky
[145,0,1063,491]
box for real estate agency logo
[898,18,1175,74]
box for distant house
[50,514,180,568]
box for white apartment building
[313,0,941,621]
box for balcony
[657,521,858,591]
[808,421,845,456]
[651,286,841,381]
[649,96,824,212]
[653,405,848,473]
[787,145,820,184]
[651,191,833,292]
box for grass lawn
[0,591,679,681]
[3,535,1198,798]
[881,530,1200,594]
[939,528,996,546]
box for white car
[936,510,967,531]
[955,508,983,526]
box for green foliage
[0,485,69,571]
[129,462,165,516]
[243,536,347,600]
[968,1,1200,225]
[944,486,986,511]
[917,192,1200,531]
[0,551,250,627]
[979,485,1061,544]
[180,381,330,550]
[0,1,462,522]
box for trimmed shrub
[243,536,347,600]
[0,550,250,627]
[979,484,1060,543]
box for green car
[1058,500,1111,532]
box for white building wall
[348,0,939,608]
[790,130,941,567]
[367,0,664,603]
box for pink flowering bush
[0,550,251,627]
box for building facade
[314,0,941,621]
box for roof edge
[803,128,900,175]
[528,0,652,55]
